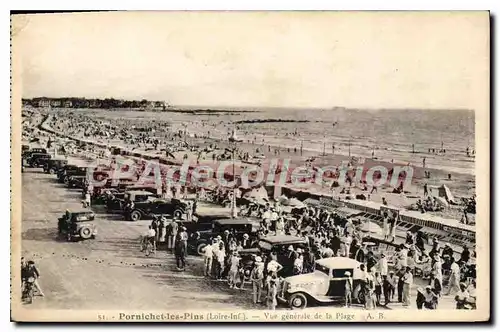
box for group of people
[140,216,190,269]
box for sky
[12,11,489,109]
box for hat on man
[296,248,303,254]
[243,233,249,239]
[344,271,351,276]
[224,230,230,234]
[255,256,262,262]
[425,285,432,290]
[288,245,294,251]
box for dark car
[239,235,309,278]
[43,159,68,174]
[22,145,30,153]
[67,175,87,189]
[188,217,261,255]
[57,211,97,241]
[23,147,48,159]
[106,190,157,213]
[27,153,51,168]
[57,165,88,184]
[124,198,188,221]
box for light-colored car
[278,257,366,309]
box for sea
[61,107,476,176]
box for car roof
[126,190,156,195]
[315,257,361,270]
[215,218,260,225]
[260,235,307,245]
[70,211,94,215]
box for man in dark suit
[429,271,442,298]
[240,233,252,249]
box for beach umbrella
[434,196,449,209]
[277,195,289,204]
[243,186,269,201]
[285,198,306,209]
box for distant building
[50,100,62,107]
[64,100,73,108]
[38,98,50,108]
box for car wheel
[49,168,56,174]
[354,286,365,304]
[196,242,207,255]
[79,226,92,239]
[288,292,308,309]
[173,209,183,219]
[63,176,69,185]
[130,210,142,221]
[32,162,38,168]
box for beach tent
[243,186,269,201]
[285,198,306,209]
[434,196,449,209]
[438,184,456,204]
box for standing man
[174,232,187,271]
[203,241,214,277]
[167,218,179,253]
[445,258,461,296]
[401,266,413,307]
[344,271,353,308]
[250,256,265,304]
[384,271,396,305]
[228,252,241,289]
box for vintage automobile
[106,190,157,213]
[57,165,88,184]
[43,158,68,174]
[67,175,87,189]
[278,257,366,309]
[188,217,261,255]
[239,235,309,278]
[57,211,97,241]
[123,198,188,221]
[26,153,52,168]
[22,147,48,160]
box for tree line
[22,97,167,109]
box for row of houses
[22,98,169,110]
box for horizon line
[22,97,474,112]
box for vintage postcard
[11,11,490,322]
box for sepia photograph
[10,11,490,322]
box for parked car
[57,165,88,184]
[106,190,157,213]
[187,217,261,255]
[23,147,47,159]
[43,159,68,174]
[67,175,87,189]
[57,211,97,241]
[26,153,51,168]
[278,257,366,309]
[239,235,309,278]
[123,198,188,221]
